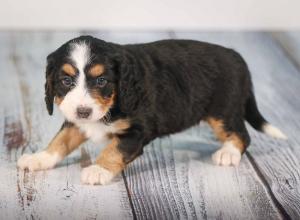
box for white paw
[212,142,242,166]
[81,165,114,185]
[17,151,60,171]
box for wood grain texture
[0,32,27,220]
[271,32,300,70]
[1,31,300,219]
[0,32,133,220]
[125,124,282,220]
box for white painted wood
[125,124,282,219]
[271,32,300,69]
[0,32,133,220]
[0,32,29,220]
[1,31,300,219]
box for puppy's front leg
[81,134,142,185]
[18,123,86,171]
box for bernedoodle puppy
[17,36,286,185]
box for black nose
[76,107,92,119]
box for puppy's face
[45,37,117,123]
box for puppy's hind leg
[206,117,250,166]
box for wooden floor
[0,31,300,220]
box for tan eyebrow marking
[89,64,105,77]
[62,63,76,76]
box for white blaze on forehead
[70,42,90,71]
[70,42,90,90]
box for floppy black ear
[115,51,144,114]
[44,54,56,115]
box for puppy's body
[121,40,250,137]
[17,36,286,185]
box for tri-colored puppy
[17,36,286,185]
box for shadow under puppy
[17,36,287,185]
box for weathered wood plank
[0,32,133,220]
[0,32,29,220]
[271,32,300,70]
[125,124,283,220]
[1,31,300,219]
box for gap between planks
[246,152,291,220]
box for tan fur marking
[96,137,125,175]
[206,117,245,153]
[106,119,131,139]
[62,63,76,76]
[206,117,228,142]
[89,64,105,77]
[54,96,63,105]
[90,90,116,112]
[46,126,86,158]
[114,119,131,133]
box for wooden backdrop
[0,31,299,219]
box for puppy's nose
[76,107,92,119]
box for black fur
[45,54,56,115]
[46,36,269,163]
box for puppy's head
[45,36,118,123]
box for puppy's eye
[61,76,74,87]
[96,77,108,87]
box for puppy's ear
[115,51,144,114]
[44,53,56,115]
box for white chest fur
[76,121,116,143]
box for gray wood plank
[1,31,299,219]
[271,32,300,70]
[0,32,27,220]
[125,124,282,220]
[0,32,133,220]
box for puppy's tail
[245,90,287,139]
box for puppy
[17,36,287,185]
